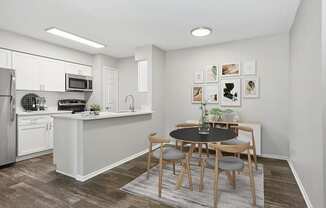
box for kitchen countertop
[17,110,72,116]
[52,111,153,121]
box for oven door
[66,74,92,92]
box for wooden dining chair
[175,123,209,157]
[147,133,193,197]
[199,142,256,208]
[222,126,258,170]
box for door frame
[102,66,119,112]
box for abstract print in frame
[243,77,259,98]
[205,85,219,104]
[192,85,204,103]
[205,65,218,83]
[220,78,241,106]
[221,63,240,77]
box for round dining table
[169,127,237,189]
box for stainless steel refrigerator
[0,68,16,166]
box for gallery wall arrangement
[191,60,259,107]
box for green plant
[209,107,223,117]
[90,104,101,112]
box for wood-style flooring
[0,154,306,208]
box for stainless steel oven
[65,74,93,92]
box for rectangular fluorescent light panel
[46,27,105,48]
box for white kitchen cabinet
[13,52,66,92]
[13,52,40,91]
[65,62,92,76]
[17,115,54,156]
[0,49,12,69]
[38,57,65,92]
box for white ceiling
[0,0,301,58]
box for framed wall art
[242,60,256,75]
[191,85,204,103]
[205,65,218,83]
[221,63,240,77]
[220,78,241,106]
[243,77,259,98]
[205,85,219,104]
[194,71,204,83]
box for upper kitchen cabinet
[38,57,65,92]
[0,49,12,69]
[64,62,92,76]
[13,52,65,92]
[13,52,40,91]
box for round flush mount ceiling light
[191,27,212,37]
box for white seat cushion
[153,146,186,160]
[207,156,245,171]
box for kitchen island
[52,111,154,181]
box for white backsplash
[16,90,86,112]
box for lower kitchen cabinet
[17,115,54,156]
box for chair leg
[199,159,206,192]
[232,171,236,189]
[176,162,186,190]
[173,161,176,175]
[205,143,209,157]
[146,151,151,179]
[185,157,193,191]
[213,168,219,208]
[252,146,258,170]
[248,154,256,205]
[158,160,163,198]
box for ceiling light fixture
[45,27,105,48]
[191,27,212,37]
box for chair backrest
[176,123,199,129]
[213,142,250,154]
[148,133,170,144]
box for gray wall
[117,57,149,110]
[290,0,324,207]
[323,0,326,205]
[164,34,290,156]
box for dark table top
[169,127,237,143]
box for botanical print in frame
[192,86,204,103]
[194,71,204,83]
[242,60,256,75]
[220,79,241,106]
[221,63,240,77]
[205,65,218,83]
[205,85,219,104]
[243,77,259,98]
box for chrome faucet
[125,95,135,112]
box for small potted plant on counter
[89,104,101,115]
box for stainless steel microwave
[65,74,93,92]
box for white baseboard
[287,160,313,208]
[16,149,53,162]
[260,154,289,160]
[71,144,160,182]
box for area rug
[121,160,264,208]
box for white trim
[56,170,76,179]
[16,149,53,162]
[287,160,313,208]
[58,144,160,182]
[260,154,289,160]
